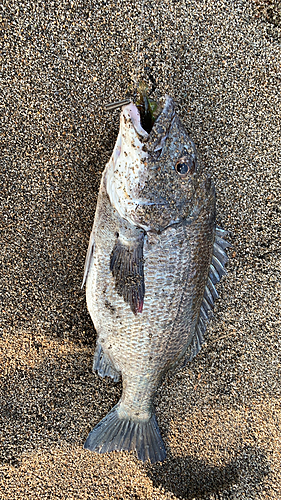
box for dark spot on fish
[104,300,116,314]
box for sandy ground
[1,0,281,498]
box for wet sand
[1,0,281,498]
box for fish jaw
[105,102,153,230]
[105,97,183,232]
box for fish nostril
[154,149,162,159]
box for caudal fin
[84,403,166,463]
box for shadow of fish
[82,96,230,463]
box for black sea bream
[82,96,230,463]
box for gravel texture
[1,0,281,498]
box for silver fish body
[83,96,230,462]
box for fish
[82,94,230,463]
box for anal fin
[93,344,120,382]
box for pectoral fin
[110,234,145,315]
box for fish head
[106,95,214,232]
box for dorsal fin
[189,226,231,361]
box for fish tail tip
[84,403,166,463]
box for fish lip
[122,102,150,139]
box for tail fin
[84,403,166,463]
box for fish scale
[83,95,229,462]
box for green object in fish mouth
[135,82,159,133]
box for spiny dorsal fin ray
[202,296,213,315]
[204,285,215,307]
[215,227,229,238]
[213,242,229,265]
[215,234,232,250]
[207,277,219,301]
[189,226,231,361]
[212,255,227,278]
[208,264,220,285]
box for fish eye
[175,156,195,178]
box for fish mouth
[125,95,175,151]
